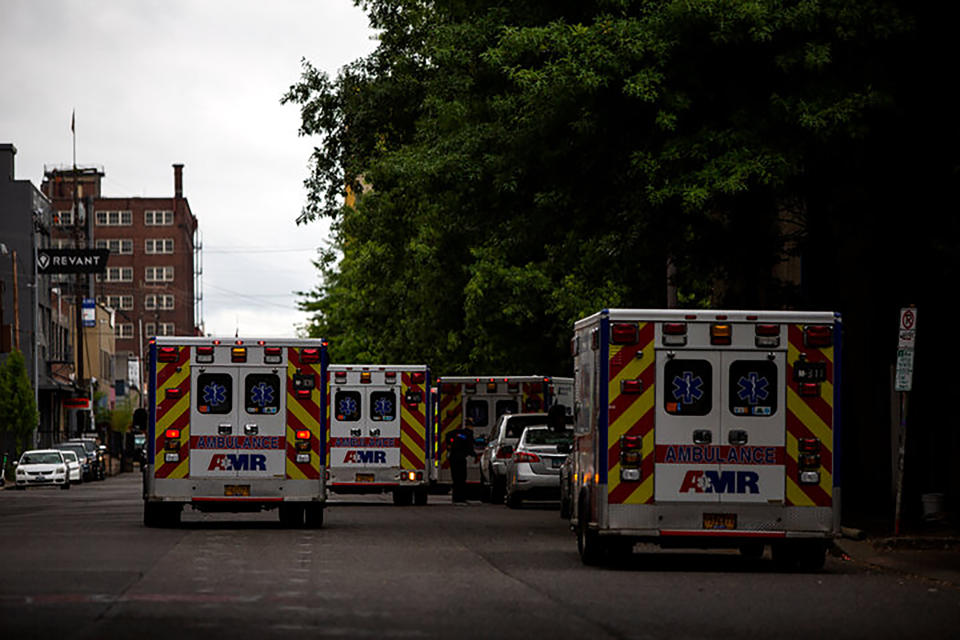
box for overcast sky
[0,0,376,337]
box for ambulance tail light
[619,435,642,481]
[164,428,181,451]
[514,451,540,464]
[798,438,822,483]
[264,346,282,364]
[360,371,372,384]
[295,430,312,452]
[334,371,347,384]
[165,387,183,400]
[620,379,643,395]
[755,323,780,347]
[804,325,833,348]
[487,381,497,393]
[385,371,397,384]
[611,323,639,345]
[507,382,519,393]
[662,322,687,346]
[300,348,321,364]
[196,345,214,363]
[799,382,820,397]
[464,383,477,394]
[158,346,178,363]
[710,323,732,345]
[411,371,425,384]
[231,347,247,363]
[441,383,459,394]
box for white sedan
[60,450,83,484]
[14,449,71,490]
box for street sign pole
[893,306,917,535]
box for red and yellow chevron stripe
[786,324,834,507]
[400,372,427,471]
[154,346,191,479]
[521,382,545,412]
[607,322,656,504]
[437,386,462,470]
[286,348,322,479]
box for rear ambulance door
[191,361,239,478]
[719,349,785,503]
[654,349,722,503]
[369,372,401,469]
[237,348,286,479]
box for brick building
[41,164,201,381]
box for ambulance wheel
[144,502,180,528]
[414,487,428,505]
[304,505,324,528]
[506,491,522,509]
[576,497,604,566]
[491,478,505,504]
[392,488,413,506]
[479,478,491,503]
[279,504,305,527]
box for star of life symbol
[736,372,769,405]
[250,382,275,407]
[672,372,704,405]
[203,382,227,407]
[339,396,358,416]
[373,396,393,417]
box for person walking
[447,417,479,504]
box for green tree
[0,350,39,453]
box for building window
[98,295,133,311]
[145,238,174,254]
[100,267,133,282]
[145,266,174,282]
[53,239,75,249]
[145,322,176,337]
[144,294,175,310]
[144,210,174,226]
[55,210,73,226]
[95,238,133,254]
[95,210,133,226]
[115,323,134,339]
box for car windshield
[523,428,574,446]
[62,452,78,462]
[21,452,62,465]
[56,444,86,458]
[504,416,549,438]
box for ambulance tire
[414,487,428,505]
[144,502,180,528]
[304,505,324,528]
[506,491,522,509]
[576,495,605,566]
[479,478,491,503]
[491,478,506,504]
[392,488,413,506]
[279,504,305,528]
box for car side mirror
[12,461,18,467]
[556,442,571,454]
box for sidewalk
[834,515,960,588]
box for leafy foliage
[0,350,39,452]
[284,0,934,378]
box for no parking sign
[895,307,917,392]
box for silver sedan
[504,426,574,508]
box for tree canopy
[283,0,951,380]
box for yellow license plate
[703,513,736,530]
[224,485,250,497]
[356,473,375,483]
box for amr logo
[207,454,267,471]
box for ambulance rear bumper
[144,476,326,503]
[605,503,836,537]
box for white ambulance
[142,337,328,528]
[570,309,840,570]
[434,375,570,488]
[327,365,431,505]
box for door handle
[693,430,712,445]
[244,424,259,436]
[218,424,232,435]
[370,428,381,437]
[350,428,362,437]
[728,430,748,446]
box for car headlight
[57,466,66,473]
[16,468,25,476]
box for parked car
[504,425,574,508]
[13,449,71,490]
[67,437,106,480]
[60,450,83,484]
[53,443,93,482]
[480,412,572,503]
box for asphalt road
[1,473,957,639]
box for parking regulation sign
[895,307,917,392]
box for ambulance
[142,337,328,528]
[327,365,431,505]
[434,375,571,488]
[569,309,840,570]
